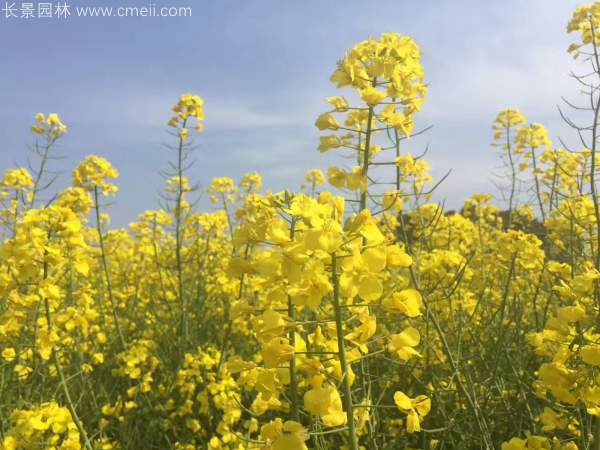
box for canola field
[3,3,600,450]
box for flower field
[4,3,600,450]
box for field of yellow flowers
[5,3,600,450]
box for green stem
[506,125,516,228]
[12,190,18,239]
[594,416,600,450]
[42,254,93,450]
[216,244,250,375]
[332,253,358,450]
[94,186,126,350]
[30,138,54,209]
[530,147,546,222]
[359,78,377,211]
[589,27,600,327]
[174,119,189,347]
[287,219,300,422]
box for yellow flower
[254,309,287,343]
[326,96,349,112]
[393,391,430,433]
[388,327,421,361]
[318,134,349,152]
[208,177,236,203]
[501,437,527,450]
[13,364,32,380]
[31,112,67,137]
[72,155,119,195]
[581,345,600,366]
[261,338,294,368]
[382,289,423,317]
[260,419,309,450]
[315,113,340,131]
[1,347,16,362]
[359,86,387,106]
[539,407,567,432]
[493,108,526,130]
[1,402,80,449]
[1,168,34,192]
[304,382,346,427]
[169,93,205,131]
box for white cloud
[205,101,306,129]
[424,47,574,122]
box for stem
[547,153,560,213]
[30,138,53,209]
[216,244,250,375]
[151,217,170,310]
[174,119,188,345]
[360,77,377,211]
[222,195,235,245]
[592,416,600,450]
[397,213,494,448]
[42,254,93,450]
[590,25,600,448]
[331,253,358,450]
[530,147,546,222]
[93,186,126,350]
[46,302,94,450]
[288,219,300,422]
[589,95,600,270]
[12,190,18,239]
[506,125,516,228]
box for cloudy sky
[0,0,588,225]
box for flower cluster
[72,155,119,195]
[31,112,67,139]
[168,93,205,139]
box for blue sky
[0,0,586,225]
